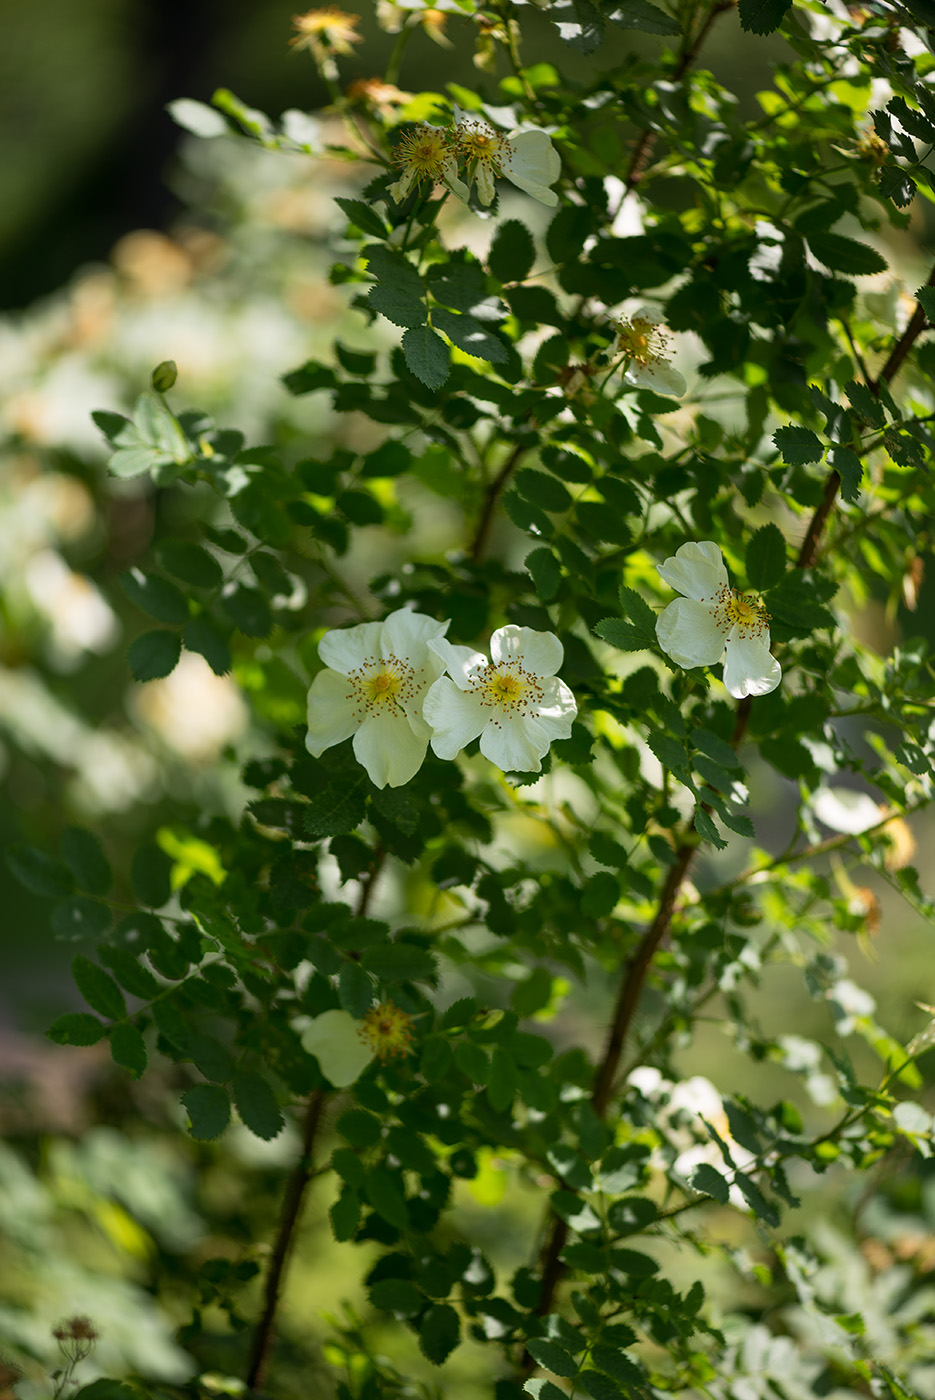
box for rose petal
[319,620,385,676]
[480,713,548,772]
[424,677,488,759]
[656,541,728,602]
[353,710,428,788]
[656,596,728,668]
[301,1010,374,1088]
[306,668,358,756]
[722,633,782,699]
[491,625,562,676]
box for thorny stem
[520,258,933,1354]
[245,1089,327,1390]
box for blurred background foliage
[3,1,935,1395]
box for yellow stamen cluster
[290,7,362,55]
[711,586,770,638]
[614,314,672,370]
[393,125,454,183]
[345,654,419,719]
[359,1000,414,1060]
[468,660,544,731]
[454,120,508,177]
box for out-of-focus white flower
[452,116,561,207]
[812,786,881,835]
[388,124,459,204]
[25,550,119,663]
[614,308,686,397]
[306,608,449,788]
[133,651,248,762]
[424,625,576,774]
[655,541,782,700]
[301,1009,374,1087]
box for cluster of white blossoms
[654,541,782,700]
[387,115,561,207]
[306,607,577,788]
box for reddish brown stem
[246,1089,327,1390]
[469,442,525,562]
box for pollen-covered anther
[359,1000,414,1060]
[345,653,419,716]
[470,662,544,718]
[711,585,769,637]
[394,124,453,179]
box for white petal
[301,1010,374,1088]
[656,597,728,668]
[625,360,686,397]
[657,541,728,602]
[506,129,562,187]
[535,677,577,739]
[722,633,782,699]
[353,710,428,787]
[319,620,385,676]
[306,668,357,756]
[428,636,487,689]
[480,714,548,772]
[424,678,487,758]
[475,163,496,205]
[444,163,471,203]
[813,786,881,835]
[388,170,416,203]
[491,625,562,676]
[380,608,449,662]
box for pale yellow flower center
[615,315,669,369]
[710,586,769,638]
[455,122,507,174]
[346,654,418,716]
[395,125,452,180]
[469,660,544,722]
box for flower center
[615,315,669,369]
[469,660,544,720]
[359,1000,413,1060]
[395,125,451,178]
[711,586,769,637]
[456,122,506,172]
[346,654,418,716]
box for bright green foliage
[8,1,935,1398]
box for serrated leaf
[366,1166,410,1229]
[691,1162,730,1203]
[98,946,160,999]
[828,444,863,504]
[402,325,450,389]
[550,0,605,52]
[361,942,437,983]
[773,425,824,466]
[368,282,427,329]
[182,1083,231,1140]
[131,842,173,909]
[47,1012,107,1046]
[233,1070,285,1140]
[128,629,181,681]
[109,1023,148,1078]
[433,307,507,364]
[516,468,572,513]
[593,618,652,653]
[807,231,888,276]
[221,583,272,638]
[694,807,727,849]
[917,285,935,324]
[647,730,688,772]
[489,219,535,282]
[60,827,113,896]
[156,540,223,588]
[119,568,189,624]
[335,196,389,238]
[183,615,232,675]
[879,165,916,208]
[305,781,367,838]
[72,955,126,1021]
[360,242,423,296]
[330,1185,360,1241]
[7,843,74,898]
[51,896,112,941]
[339,960,373,1017]
[526,547,561,601]
[578,1371,627,1400]
[692,728,741,771]
[738,0,792,33]
[746,524,786,590]
[526,1338,577,1378]
[606,0,680,34]
[418,1301,460,1365]
[426,260,487,311]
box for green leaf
[550,0,605,53]
[119,568,189,624]
[647,731,688,772]
[330,1185,360,1241]
[737,0,792,33]
[402,325,450,389]
[690,1162,730,1203]
[433,307,507,364]
[368,282,427,329]
[335,196,389,238]
[426,260,487,312]
[692,728,741,771]
[526,547,561,602]
[7,842,74,898]
[305,781,368,838]
[51,896,112,941]
[128,629,181,681]
[594,618,652,653]
[109,1022,148,1078]
[773,425,824,466]
[578,1371,627,1400]
[606,0,680,34]
[131,842,173,909]
[767,572,837,639]
[221,583,273,638]
[526,1339,577,1378]
[807,231,888,277]
[489,219,535,282]
[828,444,863,504]
[516,469,572,513]
[156,540,224,589]
[233,1070,285,1140]
[694,807,727,850]
[60,827,112,896]
[336,1107,382,1146]
[487,1046,518,1112]
[420,1034,454,1081]
[72,955,126,1021]
[917,285,935,323]
[98,946,160,999]
[888,96,935,141]
[524,1382,570,1400]
[418,1301,460,1365]
[361,242,423,296]
[590,1347,643,1385]
[182,1083,231,1140]
[370,1277,424,1316]
[879,165,916,208]
[361,942,438,983]
[365,1166,410,1229]
[183,615,232,675]
[48,1012,107,1046]
[73,1382,139,1400]
[746,524,786,590]
[339,960,374,1017]
[581,871,620,918]
[845,378,885,427]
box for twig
[245,1089,327,1390]
[469,441,525,561]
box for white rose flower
[451,115,561,207]
[387,123,460,204]
[306,608,449,788]
[423,624,577,773]
[301,1009,374,1087]
[655,541,781,700]
[614,307,686,398]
